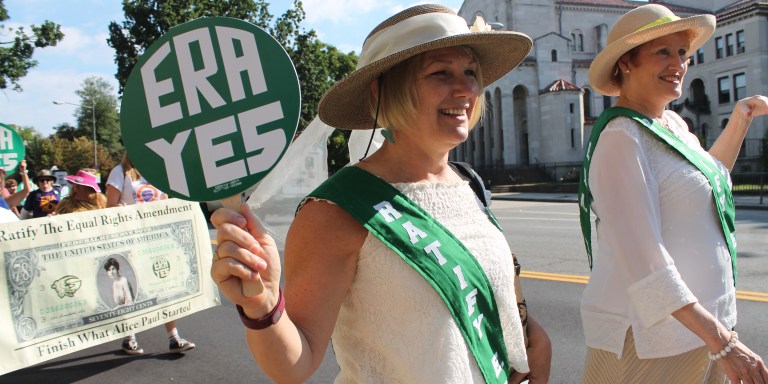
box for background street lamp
[53,99,98,169]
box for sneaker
[122,339,144,355]
[169,338,196,353]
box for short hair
[104,257,120,272]
[614,30,696,87]
[372,46,486,133]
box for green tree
[107,0,272,95]
[72,76,122,157]
[52,123,77,140]
[5,124,40,142]
[0,0,64,91]
[24,135,56,175]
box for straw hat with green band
[318,4,532,130]
[588,4,716,96]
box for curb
[492,194,768,211]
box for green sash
[308,166,512,383]
[578,107,737,283]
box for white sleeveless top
[330,180,529,383]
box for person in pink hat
[56,168,106,214]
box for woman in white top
[106,154,166,206]
[580,4,768,383]
[104,153,194,356]
[210,4,551,383]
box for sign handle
[220,194,265,297]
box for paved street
[2,197,766,383]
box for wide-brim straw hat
[589,4,715,96]
[318,4,532,130]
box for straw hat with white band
[588,4,715,96]
[318,4,532,130]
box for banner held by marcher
[120,16,301,296]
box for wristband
[236,288,285,330]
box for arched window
[571,33,576,50]
[583,88,592,118]
[579,34,584,51]
[551,49,558,62]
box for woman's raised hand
[735,95,768,120]
[210,203,282,317]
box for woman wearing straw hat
[211,4,551,383]
[578,4,768,383]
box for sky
[1,0,462,137]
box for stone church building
[450,0,768,181]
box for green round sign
[0,123,26,176]
[120,17,301,201]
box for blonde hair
[55,168,106,214]
[121,153,141,182]
[372,47,485,132]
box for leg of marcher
[166,321,195,353]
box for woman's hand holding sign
[211,203,281,314]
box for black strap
[449,161,489,207]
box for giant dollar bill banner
[0,199,218,375]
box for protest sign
[0,199,218,375]
[119,17,301,202]
[0,123,25,176]
[120,16,302,296]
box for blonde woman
[55,169,106,214]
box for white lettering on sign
[216,26,267,101]
[195,115,247,187]
[144,109,286,197]
[0,153,19,169]
[143,26,269,128]
[139,24,290,196]
[173,27,226,116]
[1,127,13,150]
[145,131,191,196]
[0,127,19,169]
[142,42,183,128]
[238,101,286,174]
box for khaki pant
[583,329,728,384]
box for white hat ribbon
[357,12,470,69]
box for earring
[625,69,630,74]
[381,128,396,144]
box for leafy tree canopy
[0,0,64,91]
[107,0,358,167]
[72,76,122,157]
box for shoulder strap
[308,166,514,382]
[449,161,502,231]
[449,161,489,207]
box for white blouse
[581,110,736,359]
